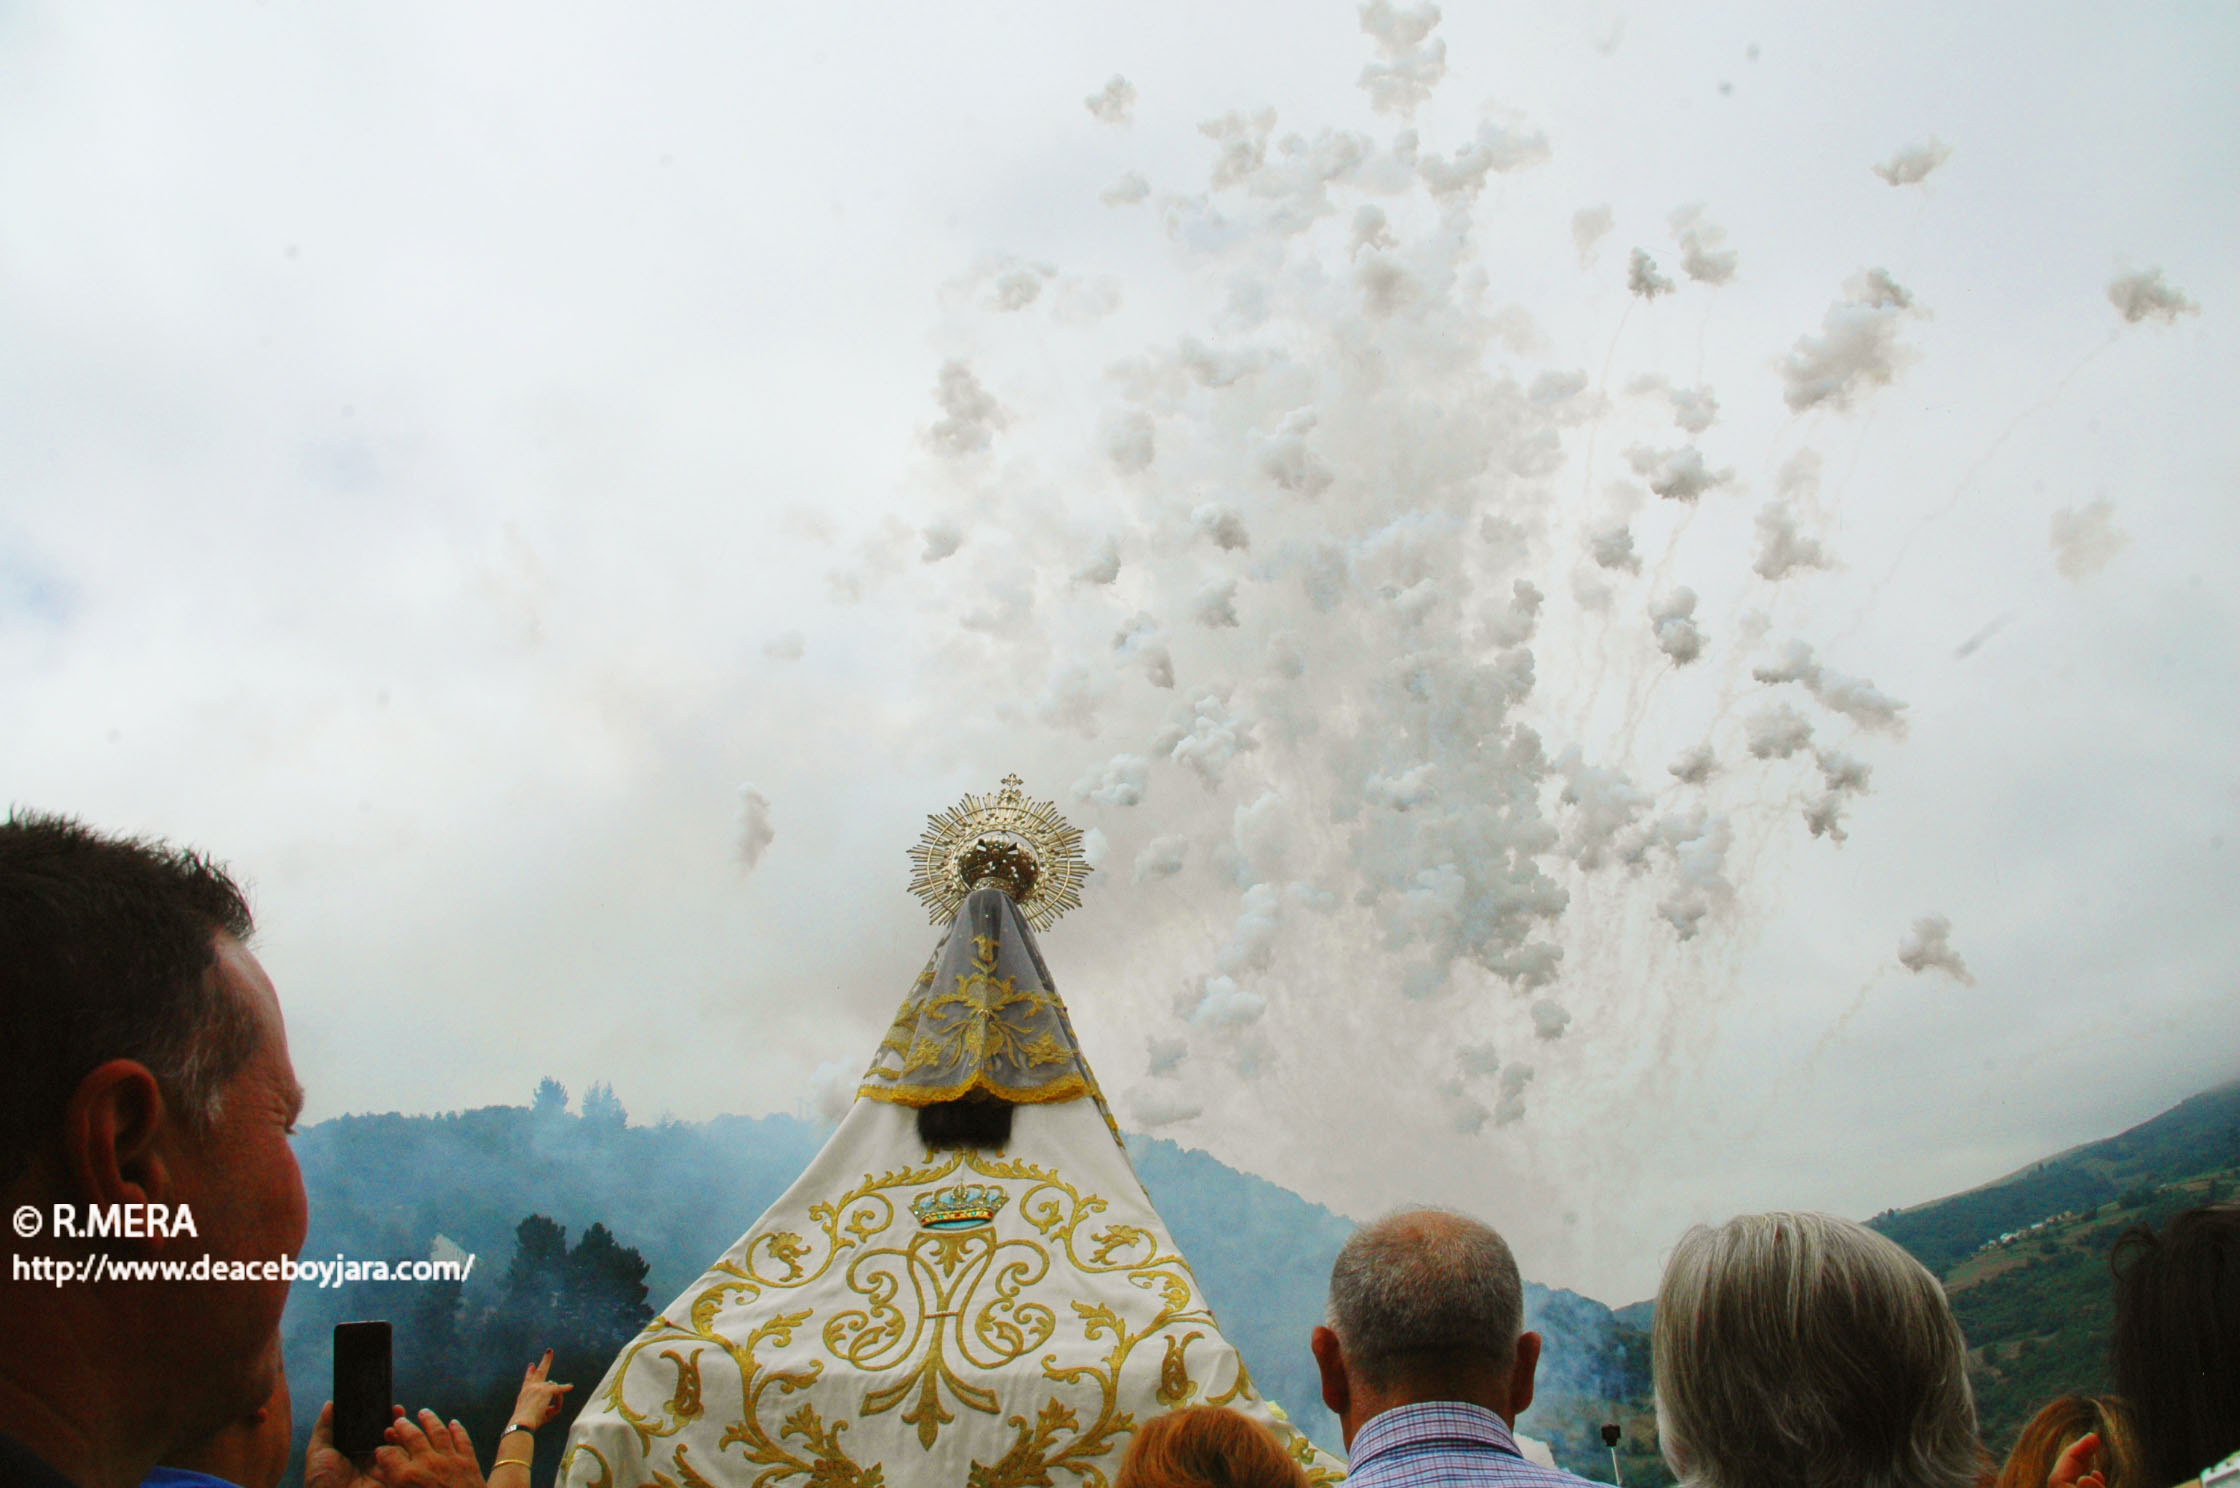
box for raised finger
[448,1418,477,1457]
[387,1410,432,1454]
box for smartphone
[332,1320,393,1457]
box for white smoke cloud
[990,264,1049,312]
[1628,248,1674,299]
[1357,0,1448,116]
[1076,753,1151,807]
[1588,522,1640,573]
[1628,444,1734,503]
[1192,578,1242,628]
[1418,112,1552,196]
[1669,744,1717,785]
[1897,914,1974,984]
[1082,827,1110,868]
[1494,1064,1534,1125]
[1670,204,1737,285]
[1649,587,1705,665]
[1572,204,1613,264]
[1753,503,1831,581]
[807,1061,856,1127]
[1101,171,1151,207]
[2050,498,2129,581]
[1085,75,1137,125]
[2106,267,2199,324]
[1191,973,1268,1026]
[1147,1036,1189,1077]
[1194,503,1252,551]
[921,521,964,562]
[1134,834,1189,882]
[762,630,805,662]
[735,786,775,873]
[1530,998,1570,1040]
[1781,269,1925,413]
[1746,703,1814,759]
[1752,640,1909,736]
[1873,137,1952,186]
[1072,536,1122,587]
[1129,1086,1204,1129]
[926,360,1008,455]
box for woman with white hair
[1652,1210,1984,1488]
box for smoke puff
[762,630,805,661]
[1232,794,1292,880]
[1530,999,1571,1040]
[1873,137,1952,186]
[1072,536,1122,587]
[1134,834,1189,882]
[1418,112,1552,197]
[2106,267,2199,325]
[1649,587,1706,666]
[926,361,1008,455]
[1589,523,1640,573]
[1754,503,1831,581]
[1216,882,1284,974]
[1898,914,1974,984]
[1558,749,1650,868]
[1101,171,1152,207]
[807,1061,855,1126]
[1628,444,1734,503]
[2050,498,2129,580]
[1572,204,1613,264]
[992,265,1047,311]
[1082,827,1110,868]
[1628,248,1674,299]
[1129,1085,1204,1128]
[1192,973,1268,1026]
[735,787,776,873]
[1085,75,1137,124]
[1105,409,1157,472]
[1036,664,1107,736]
[1670,204,1738,286]
[1494,1063,1533,1125]
[1357,0,1448,116]
[1746,703,1814,759]
[1753,639,1909,736]
[1076,754,1151,807]
[1781,269,1924,413]
[1194,503,1252,551]
[921,521,964,562]
[1147,1036,1188,1077]
[1192,578,1241,628]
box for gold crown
[911,1182,1010,1231]
[906,774,1090,931]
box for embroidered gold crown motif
[906,774,1090,931]
[910,1182,1009,1231]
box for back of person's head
[0,810,256,1187]
[1115,1407,1308,1488]
[2110,1201,2240,1486]
[1652,1210,1980,1488]
[1994,1395,2143,1488]
[1326,1207,1524,1391]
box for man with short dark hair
[0,812,308,1488]
[1310,1208,1593,1488]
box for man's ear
[1310,1325,1350,1418]
[60,1059,174,1215]
[1507,1330,1543,1421]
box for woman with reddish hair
[1115,1407,1309,1488]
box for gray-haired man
[1309,1208,1594,1487]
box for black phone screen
[332,1320,393,1457]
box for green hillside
[1867,1078,2240,1454]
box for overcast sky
[4,1,2235,1303]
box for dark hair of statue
[918,1092,1014,1149]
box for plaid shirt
[1341,1402,1600,1488]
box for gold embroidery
[586,1146,1340,1487]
